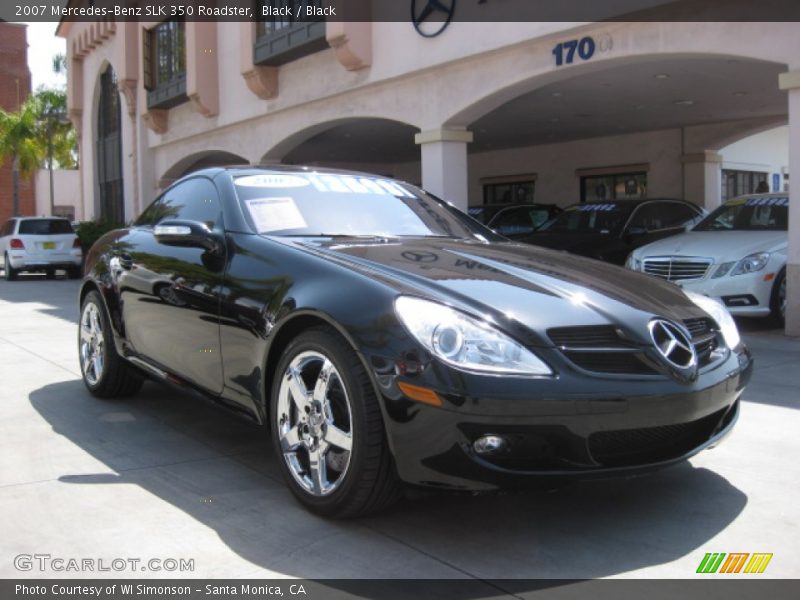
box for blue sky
[25,21,67,91]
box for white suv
[0,217,83,281]
[626,193,787,323]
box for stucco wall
[34,169,82,218]
[720,125,789,187]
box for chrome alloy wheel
[79,303,105,386]
[276,351,353,496]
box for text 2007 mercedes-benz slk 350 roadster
[78,166,751,517]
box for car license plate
[42,242,56,250]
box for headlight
[730,252,770,276]
[624,254,641,271]
[394,296,552,376]
[684,290,741,349]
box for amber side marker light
[397,382,443,407]
[763,272,775,282]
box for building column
[682,151,722,211]
[779,71,800,335]
[415,129,473,211]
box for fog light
[473,435,508,455]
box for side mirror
[154,220,223,253]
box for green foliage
[74,220,125,252]
[0,87,77,174]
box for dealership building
[56,4,800,332]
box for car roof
[579,197,687,206]
[726,192,788,201]
[470,202,560,210]
[14,216,70,221]
[194,164,404,181]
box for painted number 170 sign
[552,35,612,66]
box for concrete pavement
[0,276,798,580]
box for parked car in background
[468,203,562,238]
[0,217,83,280]
[78,166,749,518]
[517,198,705,265]
[626,193,788,324]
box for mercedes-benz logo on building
[648,319,697,379]
[411,0,457,38]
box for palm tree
[33,89,77,215]
[0,90,76,216]
[0,99,42,216]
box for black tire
[3,254,18,281]
[79,290,143,398]
[769,268,786,327]
[45,269,56,280]
[270,326,401,518]
[67,266,82,280]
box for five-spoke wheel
[270,327,400,517]
[276,351,353,496]
[78,291,143,398]
[79,303,105,386]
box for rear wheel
[79,291,143,398]
[3,254,18,281]
[270,327,401,518]
[769,268,786,326]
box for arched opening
[445,54,788,208]
[96,65,124,222]
[262,118,421,182]
[159,150,249,188]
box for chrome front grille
[642,256,713,282]
[548,318,720,375]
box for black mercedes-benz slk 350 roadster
[78,166,752,517]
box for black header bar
[3,0,800,24]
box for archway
[440,54,788,207]
[159,150,249,188]
[261,118,421,182]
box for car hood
[286,236,704,346]
[631,230,787,262]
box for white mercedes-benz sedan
[625,193,787,324]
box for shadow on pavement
[29,378,749,583]
[0,278,80,324]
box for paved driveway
[0,276,798,580]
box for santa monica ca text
[16,584,307,596]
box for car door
[119,177,226,395]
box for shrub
[74,219,124,252]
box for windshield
[18,219,74,235]
[693,196,788,232]
[234,172,498,240]
[538,203,626,234]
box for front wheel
[769,268,786,326]
[79,291,143,398]
[270,327,400,518]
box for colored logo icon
[696,552,773,574]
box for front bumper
[377,348,752,491]
[678,272,775,317]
